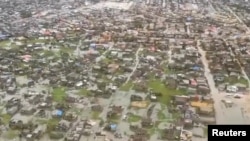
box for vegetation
[164,68,176,74]
[70,107,82,115]
[203,126,208,137]
[99,119,104,126]
[60,46,74,54]
[147,124,161,136]
[120,81,134,91]
[20,10,32,18]
[2,130,19,139]
[35,119,49,125]
[148,128,156,136]
[128,114,141,123]
[52,87,67,103]
[171,112,182,120]
[226,77,249,86]
[102,75,112,83]
[107,114,121,123]
[40,50,56,57]
[148,79,186,104]
[78,88,91,96]
[46,119,60,133]
[102,58,112,64]
[0,40,10,47]
[0,114,11,125]
[91,111,101,120]
[26,38,49,44]
[157,110,166,120]
[133,20,143,28]
[2,42,19,49]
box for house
[141,118,153,128]
[173,95,189,105]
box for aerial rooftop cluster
[0,0,250,141]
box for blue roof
[110,124,117,131]
[0,33,10,37]
[191,66,200,71]
[186,17,192,21]
[0,34,8,39]
[90,43,96,47]
[56,109,63,116]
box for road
[101,43,114,57]
[223,39,250,86]
[76,39,82,57]
[12,3,92,25]
[207,0,216,13]
[226,6,250,32]
[95,42,114,63]
[225,4,250,84]
[125,46,142,83]
[167,46,173,64]
[196,40,224,124]
[223,4,250,123]
[197,40,246,124]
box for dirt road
[125,46,142,83]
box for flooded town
[0,0,250,141]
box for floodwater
[197,40,248,124]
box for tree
[133,20,143,29]
[20,10,32,19]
